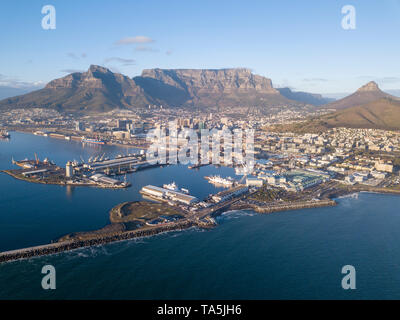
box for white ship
[0,130,10,138]
[205,175,234,186]
[163,182,189,194]
[163,181,179,191]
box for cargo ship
[81,137,105,145]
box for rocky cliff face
[0,65,155,113]
[46,65,144,96]
[356,81,380,93]
[140,68,279,93]
[0,66,300,113]
[277,87,334,106]
[136,68,292,108]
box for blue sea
[1,132,400,299]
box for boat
[205,175,234,186]
[0,130,10,139]
[81,137,105,145]
[181,188,189,194]
[163,182,179,191]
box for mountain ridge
[323,81,399,110]
[270,83,400,133]
[0,66,388,115]
[135,68,294,109]
[277,87,335,106]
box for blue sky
[0,0,399,94]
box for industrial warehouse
[140,185,199,205]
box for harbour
[1,131,400,299]
[0,131,244,252]
[0,131,394,263]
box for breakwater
[0,197,336,263]
[231,199,336,214]
[1,170,129,189]
[0,219,213,263]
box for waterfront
[2,132,400,299]
[2,193,400,299]
[0,132,236,252]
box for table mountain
[0,66,320,114]
[134,68,295,109]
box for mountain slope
[0,65,154,113]
[319,98,400,130]
[0,66,326,114]
[270,82,400,133]
[135,68,296,109]
[277,87,334,106]
[271,97,400,133]
[0,85,44,100]
[323,81,398,110]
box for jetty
[0,219,215,263]
[232,199,337,214]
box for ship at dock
[163,181,190,194]
[205,175,235,186]
[81,137,105,145]
[0,130,10,139]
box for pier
[0,219,211,263]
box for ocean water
[1,132,400,299]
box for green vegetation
[110,201,183,223]
[250,186,298,202]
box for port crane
[34,153,39,165]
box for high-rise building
[116,119,132,130]
[75,121,84,131]
[65,161,74,178]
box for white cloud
[0,73,45,88]
[115,36,154,45]
[357,76,400,84]
[104,57,136,66]
[135,46,159,52]
[67,52,87,60]
[60,69,85,74]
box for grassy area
[249,186,298,202]
[110,201,184,223]
[59,201,185,241]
